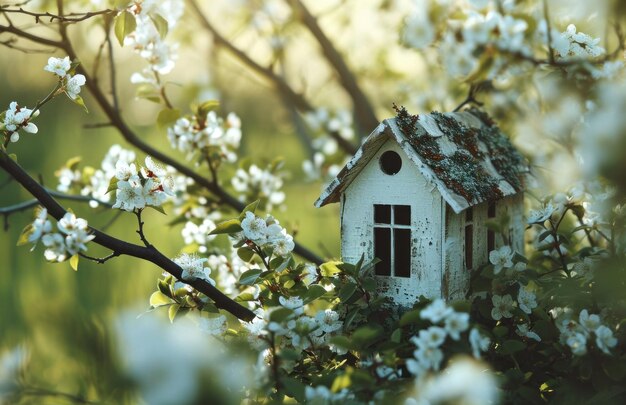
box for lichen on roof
[315,107,527,212]
[394,107,526,206]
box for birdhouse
[315,108,527,306]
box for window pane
[394,229,411,277]
[395,205,411,225]
[374,204,391,224]
[488,202,496,218]
[465,207,473,222]
[465,225,473,270]
[374,227,391,276]
[488,230,495,253]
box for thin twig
[0,6,116,24]
[134,209,152,247]
[0,149,256,321]
[542,0,555,64]
[0,189,112,215]
[79,251,119,264]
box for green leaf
[69,255,79,271]
[391,328,402,343]
[361,277,376,292]
[239,269,262,285]
[114,11,137,46]
[492,325,508,338]
[302,284,326,304]
[235,292,256,302]
[338,282,358,302]
[106,176,118,194]
[146,204,166,215]
[280,376,306,403]
[238,200,260,220]
[320,261,342,277]
[149,291,172,307]
[237,246,255,262]
[16,224,34,246]
[499,339,526,355]
[209,218,242,235]
[71,95,89,113]
[158,280,171,297]
[197,100,220,118]
[399,309,423,327]
[135,84,161,103]
[168,304,180,323]
[156,108,180,129]
[329,335,352,350]
[149,13,169,39]
[8,153,17,162]
[269,307,293,323]
[352,324,384,349]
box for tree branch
[0,189,112,216]
[287,0,379,135]
[0,6,116,24]
[187,0,357,155]
[0,149,256,322]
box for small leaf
[8,153,17,162]
[499,339,526,355]
[71,95,89,113]
[302,284,326,304]
[391,328,402,343]
[149,13,169,39]
[16,224,34,246]
[338,282,357,302]
[149,291,172,307]
[238,200,260,220]
[146,204,167,215]
[269,307,293,323]
[168,304,180,323]
[320,261,341,277]
[239,269,262,285]
[197,100,220,118]
[106,177,118,194]
[399,309,423,327]
[69,255,79,271]
[209,218,242,235]
[156,108,180,129]
[352,324,384,349]
[237,246,255,262]
[114,11,137,46]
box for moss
[432,111,484,159]
[477,125,525,191]
[393,103,419,137]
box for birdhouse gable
[315,109,527,212]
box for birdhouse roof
[315,108,528,214]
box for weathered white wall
[443,194,525,300]
[340,139,443,306]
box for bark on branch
[0,150,256,322]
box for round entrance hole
[379,150,402,175]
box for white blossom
[491,294,515,320]
[3,102,39,141]
[527,203,556,224]
[469,328,490,359]
[516,324,541,342]
[42,233,67,262]
[278,296,304,315]
[241,211,267,242]
[198,315,227,336]
[412,326,447,348]
[65,74,86,100]
[315,309,342,333]
[27,208,52,244]
[44,56,71,77]
[595,325,617,355]
[414,346,444,371]
[566,332,587,356]
[489,246,514,274]
[517,286,537,314]
[173,253,215,285]
[579,309,601,333]
[420,299,453,323]
[444,312,470,340]
[113,177,146,211]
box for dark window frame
[374,204,411,278]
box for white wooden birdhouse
[315,108,527,306]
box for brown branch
[0,6,116,24]
[287,0,379,135]
[188,0,357,155]
[0,23,63,48]
[0,149,256,322]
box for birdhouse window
[465,207,473,270]
[373,204,411,278]
[379,151,402,175]
[487,201,496,254]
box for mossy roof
[314,109,528,214]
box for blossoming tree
[1,0,626,404]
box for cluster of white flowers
[406,300,470,376]
[232,165,285,212]
[43,56,86,101]
[125,0,184,76]
[517,285,538,314]
[181,217,217,253]
[557,309,618,356]
[167,111,242,162]
[173,253,215,285]
[240,212,294,257]
[197,314,228,336]
[552,24,605,60]
[402,3,435,50]
[304,385,353,404]
[516,323,541,342]
[2,101,39,143]
[27,208,95,262]
[112,156,174,211]
[302,108,352,181]
[440,10,530,77]
[488,245,514,274]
